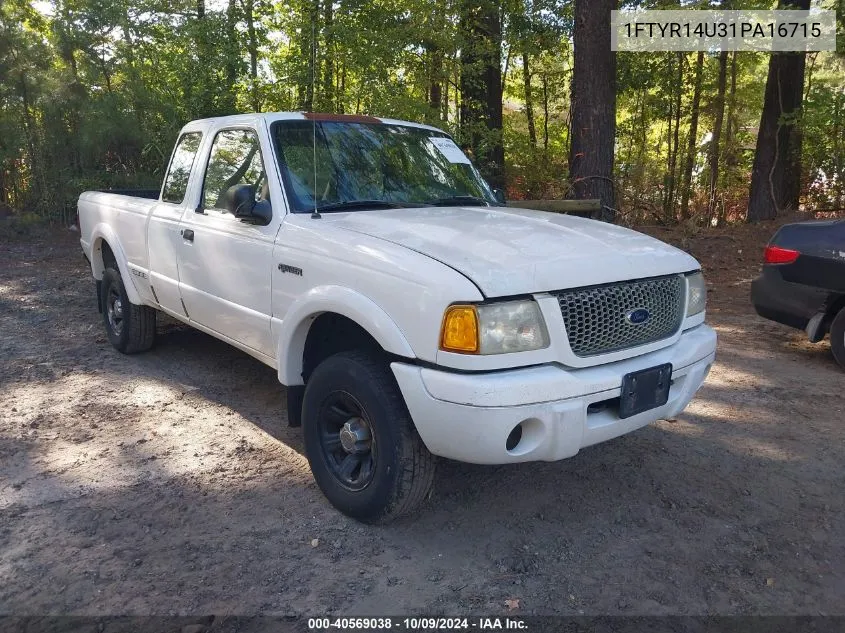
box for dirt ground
[1,220,843,617]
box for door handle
[181,229,194,242]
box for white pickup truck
[78,112,716,522]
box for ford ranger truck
[78,112,717,522]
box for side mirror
[492,188,507,205]
[223,184,271,225]
[224,184,256,217]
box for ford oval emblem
[626,308,651,325]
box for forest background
[1,0,843,227]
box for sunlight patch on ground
[655,417,706,437]
[0,373,310,511]
[703,360,775,389]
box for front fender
[88,224,143,305]
[276,285,416,386]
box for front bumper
[392,324,717,465]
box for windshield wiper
[426,195,490,207]
[314,200,415,213]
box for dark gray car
[751,218,845,369]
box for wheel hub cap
[107,290,124,334]
[318,392,377,491]
[339,418,370,454]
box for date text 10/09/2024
[308,618,528,630]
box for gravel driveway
[1,224,843,616]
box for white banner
[611,10,837,52]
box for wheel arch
[276,286,416,386]
[89,225,143,305]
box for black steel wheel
[100,267,156,354]
[105,282,125,338]
[302,350,435,523]
[316,390,377,491]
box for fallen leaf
[766,578,774,587]
[311,538,319,548]
[504,598,520,611]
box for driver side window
[202,129,266,212]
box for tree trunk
[635,88,647,197]
[717,52,738,226]
[442,62,449,122]
[18,73,46,209]
[680,51,704,221]
[706,51,728,224]
[243,0,260,111]
[120,23,145,129]
[725,52,737,155]
[522,50,536,148]
[223,0,239,113]
[194,0,216,117]
[664,53,683,220]
[567,0,616,222]
[458,0,504,189]
[747,0,810,222]
[298,0,319,111]
[339,58,347,113]
[671,55,683,214]
[322,0,334,112]
[662,70,672,214]
[542,72,549,154]
[426,42,443,120]
[834,92,843,210]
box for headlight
[686,271,706,317]
[440,300,549,354]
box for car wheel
[101,267,156,354]
[830,307,845,370]
[302,350,435,523]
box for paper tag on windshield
[429,137,470,164]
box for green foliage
[0,0,843,224]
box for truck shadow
[134,322,304,453]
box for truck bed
[77,190,162,303]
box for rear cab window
[161,132,203,204]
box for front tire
[302,350,435,523]
[830,307,845,370]
[100,267,156,354]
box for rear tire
[302,350,435,523]
[830,307,845,370]
[101,267,156,354]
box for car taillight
[764,245,800,264]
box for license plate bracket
[619,363,673,419]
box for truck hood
[325,206,700,297]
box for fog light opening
[506,423,523,452]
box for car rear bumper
[752,266,829,331]
[392,324,716,465]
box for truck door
[177,125,277,358]
[147,131,203,317]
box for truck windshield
[271,120,497,213]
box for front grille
[553,275,684,357]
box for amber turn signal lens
[440,305,479,353]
